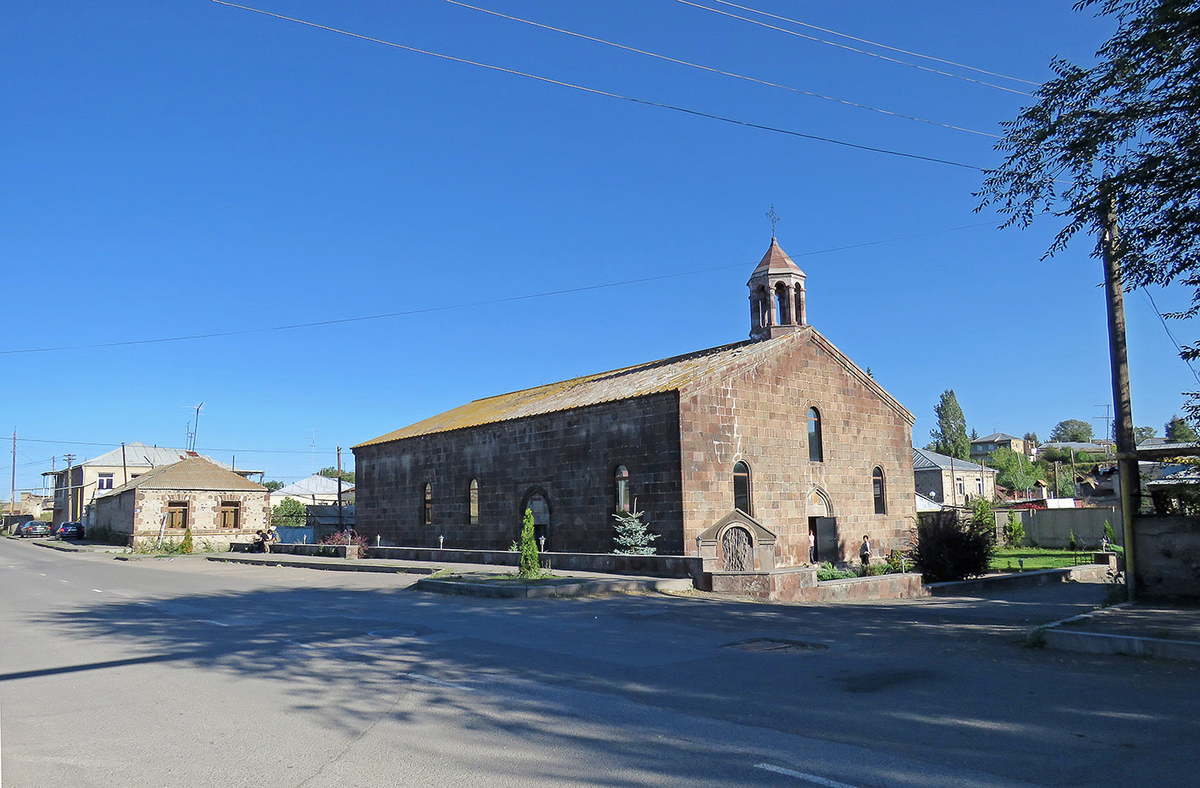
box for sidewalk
[206,552,692,597]
[1031,600,1200,662]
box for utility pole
[63,453,76,521]
[9,430,16,523]
[121,442,128,486]
[1100,183,1139,600]
[336,445,344,534]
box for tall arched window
[872,467,886,514]
[468,479,479,525]
[614,465,630,512]
[733,460,752,514]
[422,483,433,525]
[775,282,788,325]
[808,407,824,462]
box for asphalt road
[1,539,1196,788]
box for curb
[1027,603,1200,663]
[206,555,437,574]
[416,576,693,598]
[927,565,1108,596]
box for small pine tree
[1103,520,1117,545]
[180,526,194,555]
[1002,511,1025,547]
[1068,529,1078,552]
[518,508,540,579]
[611,504,661,555]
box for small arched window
[733,460,752,514]
[872,467,886,514]
[614,465,630,512]
[808,407,824,462]
[422,483,433,525]
[775,282,788,324]
[468,479,479,525]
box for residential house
[913,447,997,507]
[970,432,1029,461]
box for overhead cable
[671,0,1035,96]
[443,0,998,138]
[207,1,985,172]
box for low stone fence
[367,546,707,583]
[1134,515,1200,599]
[711,567,926,602]
[230,542,360,559]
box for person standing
[859,534,871,566]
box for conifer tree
[518,507,540,578]
[930,390,970,459]
[611,503,661,555]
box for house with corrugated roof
[912,447,996,507]
[354,239,916,572]
[91,457,269,548]
[270,474,355,509]
[970,432,1030,460]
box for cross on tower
[765,205,780,238]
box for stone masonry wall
[678,330,915,568]
[130,488,268,548]
[354,393,683,553]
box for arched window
[733,460,752,514]
[775,282,789,324]
[468,479,479,525]
[872,467,886,514]
[422,483,433,525]
[614,465,630,512]
[808,407,824,462]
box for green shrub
[611,505,661,555]
[180,527,194,555]
[816,562,857,581]
[518,508,540,579]
[1002,511,1025,547]
[910,510,996,583]
[885,549,908,574]
[1068,530,1078,551]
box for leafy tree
[977,0,1200,412]
[1133,426,1158,443]
[910,509,995,584]
[1023,432,1040,449]
[1165,414,1199,442]
[988,448,1037,492]
[271,497,306,529]
[611,504,661,555]
[518,507,540,579]
[1049,419,1094,443]
[263,480,284,492]
[1002,511,1026,548]
[317,467,355,484]
[929,390,970,459]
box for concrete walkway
[1031,600,1200,662]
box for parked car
[56,521,84,540]
[19,521,51,538]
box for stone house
[354,238,916,570]
[970,432,1029,461]
[45,442,261,526]
[912,447,996,507]
[91,457,269,548]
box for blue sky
[3,0,1195,495]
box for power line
[699,0,1039,87]
[15,437,338,455]
[1142,289,1200,386]
[207,1,985,171]
[1,220,993,356]
[443,0,998,138]
[671,0,1036,96]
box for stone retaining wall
[711,567,926,602]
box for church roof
[748,237,806,280]
[357,328,912,448]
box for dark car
[19,521,52,538]
[56,522,84,540]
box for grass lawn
[990,547,1102,573]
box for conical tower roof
[748,237,805,282]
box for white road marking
[754,763,862,788]
[59,579,69,584]
[39,573,46,576]
[401,673,475,692]
[204,620,230,627]
[92,589,103,593]
[285,640,315,649]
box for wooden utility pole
[9,430,16,523]
[336,445,344,533]
[1100,183,1139,600]
[63,453,75,522]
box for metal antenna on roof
[765,205,780,239]
[185,402,204,452]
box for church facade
[354,239,915,569]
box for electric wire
[670,0,1035,97]
[1143,289,1200,385]
[207,1,985,172]
[443,0,998,138]
[0,221,994,357]
[699,0,1039,87]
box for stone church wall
[354,393,684,553]
[679,332,915,568]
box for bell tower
[748,237,807,341]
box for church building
[354,238,915,570]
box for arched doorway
[520,488,551,547]
[807,488,838,564]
